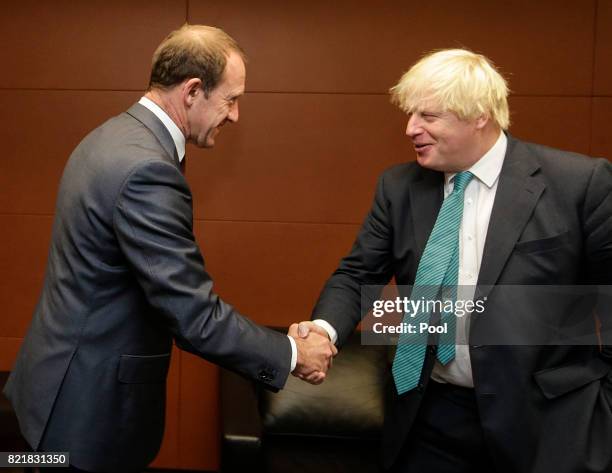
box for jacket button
[258,370,272,381]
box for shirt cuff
[288,334,297,372]
[313,319,338,344]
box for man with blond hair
[298,49,612,472]
[4,24,336,473]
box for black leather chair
[1,372,26,448]
[220,331,391,473]
[1,371,35,473]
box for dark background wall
[1,0,610,470]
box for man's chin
[415,154,445,172]
[198,135,215,148]
[202,129,219,148]
[415,153,432,167]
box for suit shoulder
[378,161,423,184]
[69,112,177,183]
[86,112,172,163]
[58,112,182,214]
[513,137,608,175]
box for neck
[459,125,501,171]
[144,88,189,138]
[481,124,502,152]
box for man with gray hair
[3,24,336,473]
[298,49,612,472]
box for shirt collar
[445,131,507,189]
[138,96,186,162]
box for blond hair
[149,24,245,95]
[390,49,510,129]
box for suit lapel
[477,136,545,297]
[409,168,444,262]
[126,103,181,169]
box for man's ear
[183,78,203,106]
[474,114,490,130]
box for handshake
[288,321,338,385]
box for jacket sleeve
[312,172,395,346]
[113,159,291,390]
[583,158,612,362]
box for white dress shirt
[431,131,507,386]
[138,96,186,162]
[316,132,507,387]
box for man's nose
[228,102,239,123]
[405,113,421,137]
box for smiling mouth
[414,143,433,152]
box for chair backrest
[259,331,388,439]
[1,371,30,451]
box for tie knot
[452,171,473,193]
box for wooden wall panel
[0,0,185,90]
[188,95,594,229]
[594,0,612,95]
[591,98,612,158]
[0,338,23,372]
[0,91,140,215]
[189,93,410,224]
[508,97,592,155]
[0,215,52,337]
[177,353,220,471]
[193,220,360,326]
[189,0,595,95]
[0,1,608,471]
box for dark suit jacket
[313,135,612,473]
[3,103,292,473]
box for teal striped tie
[392,171,473,395]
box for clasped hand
[289,321,337,385]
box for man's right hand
[288,322,337,385]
